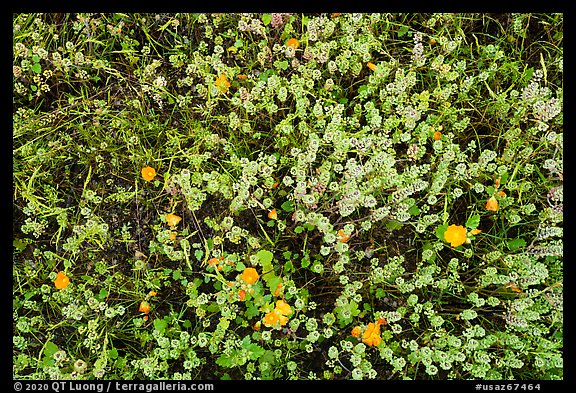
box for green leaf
[523,67,534,86]
[194,249,203,261]
[234,39,243,48]
[257,250,278,292]
[486,186,495,196]
[216,352,235,368]
[31,63,42,74]
[436,223,449,241]
[97,288,108,301]
[183,320,192,329]
[242,338,265,360]
[465,214,481,230]
[408,204,421,216]
[245,303,260,319]
[499,171,509,185]
[13,238,28,253]
[507,238,526,252]
[262,14,272,26]
[108,347,118,359]
[274,60,289,70]
[386,220,403,231]
[398,25,409,37]
[153,319,168,334]
[301,255,310,268]
[294,226,304,234]
[303,223,315,231]
[281,200,294,212]
[256,250,273,266]
[259,350,276,365]
[283,260,294,274]
[44,341,59,357]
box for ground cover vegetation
[13,13,563,380]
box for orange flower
[215,74,230,93]
[238,289,246,301]
[54,271,70,289]
[351,326,361,337]
[367,62,377,71]
[263,300,292,327]
[444,224,467,247]
[272,181,280,188]
[337,229,350,243]
[139,301,151,314]
[241,267,259,285]
[275,300,292,316]
[237,74,247,79]
[274,283,283,297]
[495,178,501,187]
[268,208,277,220]
[486,196,498,212]
[497,190,506,197]
[377,317,388,326]
[433,131,442,140]
[169,231,177,241]
[253,321,261,331]
[286,38,299,49]
[141,166,156,181]
[148,290,157,297]
[429,38,437,45]
[165,213,182,227]
[264,311,282,327]
[362,322,382,347]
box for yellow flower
[470,229,482,235]
[351,326,361,337]
[286,38,299,49]
[215,74,231,93]
[165,213,182,227]
[141,166,156,181]
[362,322,382,347]
[486,196,499,212]
[54,271,70,289]
[444,224,467,247]
[241,267,259,285]
[367,62,377,71]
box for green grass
[13,13,563,380]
